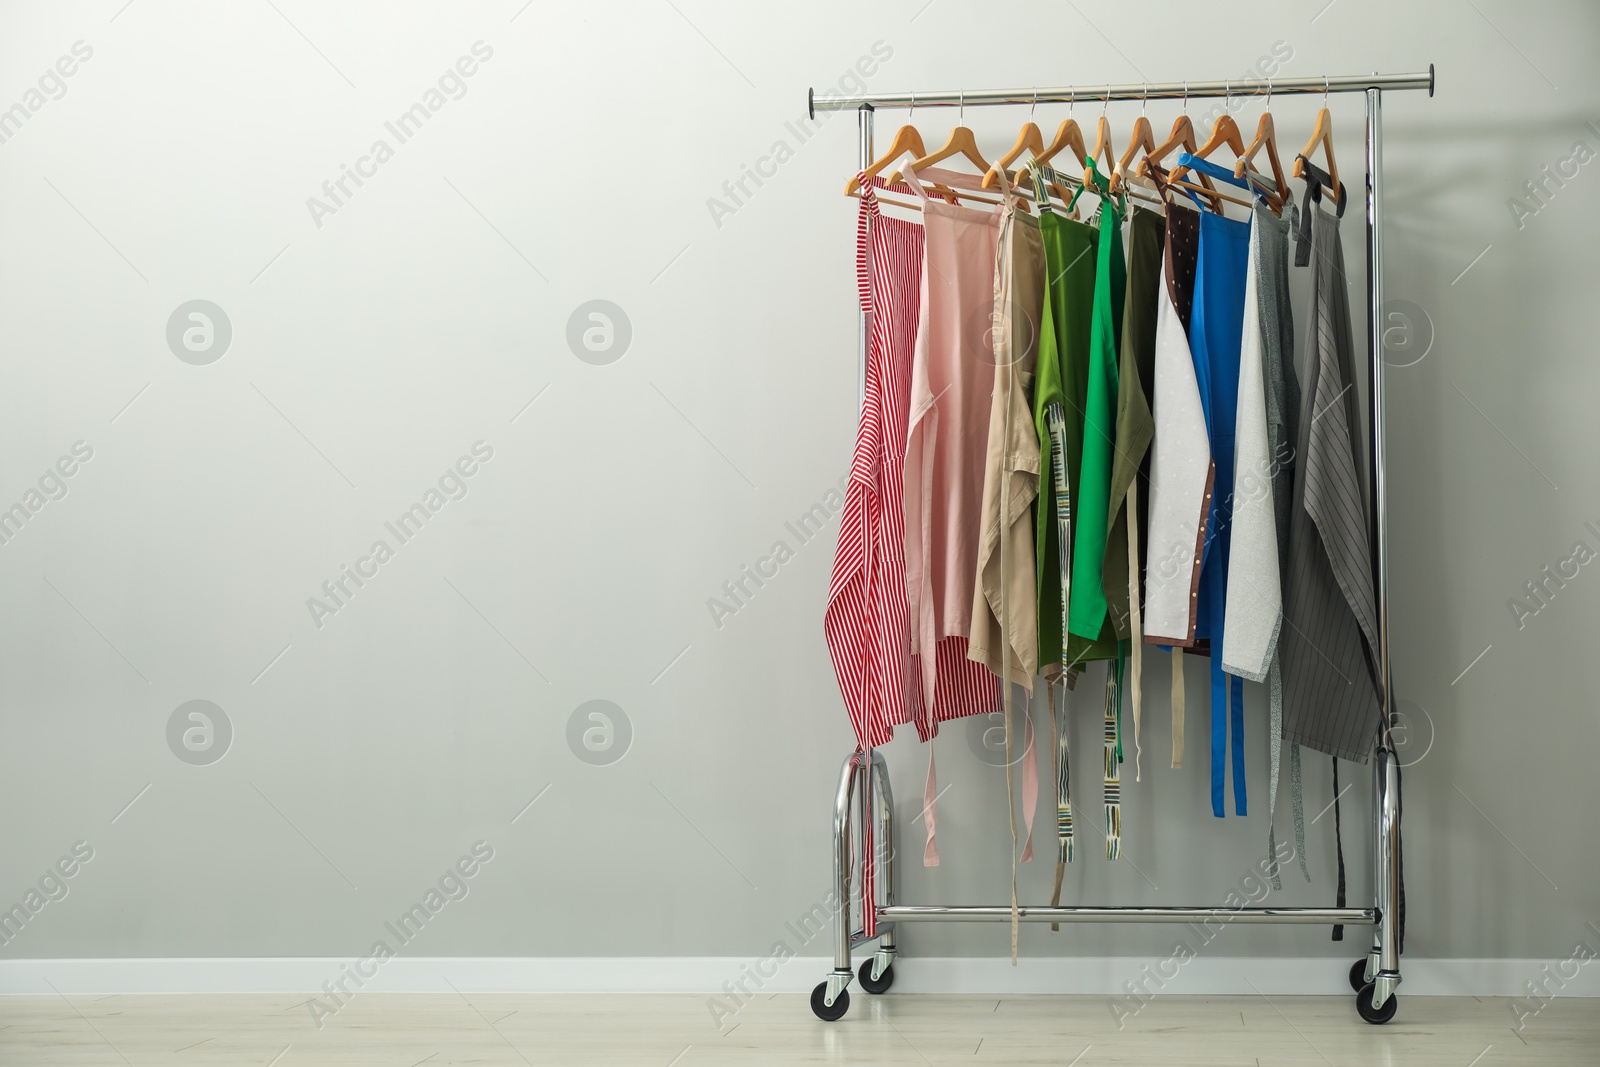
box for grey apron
[1280,207,1381,763]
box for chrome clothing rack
[807,67,1434,1026]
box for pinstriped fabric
[826,177,923,752]
[927,639,996,728]
[1281,207,1381,763]
[828,179,996,746]
[826,180,998,916]
[825,179,920,937]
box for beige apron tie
[1127,491,1144,780]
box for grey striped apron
[1280,205,1382,763]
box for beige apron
[968,193,1043,687]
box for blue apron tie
[1204,539,1249,818]
[1190,207,1252,819]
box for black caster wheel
[858,959,895,994]
[1355,983,1398,1025]
[1349,958,1371,992]
[810,981,850,1022]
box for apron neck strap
[1294,154,1345,266]
[891,152,932,204]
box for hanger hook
[1182,80,1188,111]
[1265,77,1272,110]
[1102,82,1110,116]
[1031,86,1038,119]
[1141,81,1148,116]
[908,91,915,120]
[1069,87,1076,119]
[1324,76,1330,106]
[959,89,965,126]
[1225,79,1231,112]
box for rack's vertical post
[870,750,897,971]
[827,753,861,1006]
[1366,92,1394,778]
[1365,85,1402,1009]
[856,761,871,926]
[819,103,878,1013]
[1364,83,1385,990]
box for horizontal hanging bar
[879,905,1378,925]
[809,67,1433,118]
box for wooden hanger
[1055,105,1118,216]
[894,149,1040,213]
[982,118,1044,189]
[1165,175,1256,211]
[1139,96,1223,212]
[909,93,990,175]
[1086,111,1114,187]
[1234,99,1290,213]
[915,165,1031,208]
[1293,86,1342,201]
[1143,115,1197,174]
[847,154,978,215]
[1034,114,1089,217]
[1170,109,1285,214]
[901,128,997,208]
[1036,113,1087,172]
[843,122,927,197]
[1170,113,1244,184]
[905,96,1052,209]
[1112,113,1154,195]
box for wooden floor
[1,991,1595,1065]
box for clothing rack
[806,68,1434,1026]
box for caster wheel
[858,959,895,994]
[1349,958,1371,992]
[1355,983,1398,1025]
[810,981,850,1022]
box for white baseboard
[0,956,1596,997]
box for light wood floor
[1,991,1594,1065]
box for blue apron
[1183,157,1252,817]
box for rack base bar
[879,906,1376,925]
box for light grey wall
[0,0,1596,964]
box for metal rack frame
[807,68,1434,1025]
